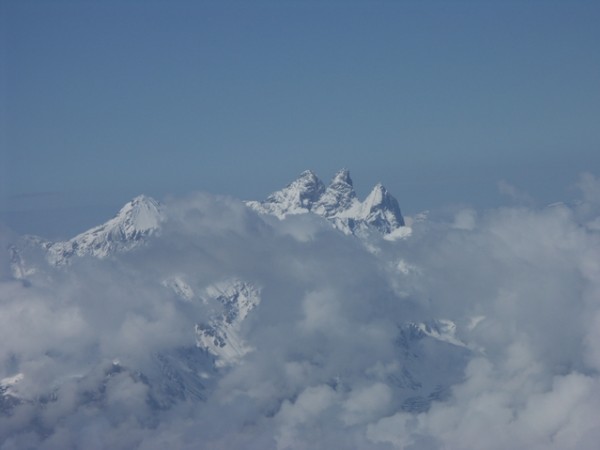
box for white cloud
[341,382,392,426]
[452,208,477,230]
[275,384,337,449]
[2,174,600,448]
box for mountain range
[10,169,408,273]
[2,169,475,448]
[246,169,406,237]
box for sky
[2,0,600,237]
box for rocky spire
[313,169,358,217]
[246,169,406,237]
[360,183,405,232]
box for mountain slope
[195,279,261,367]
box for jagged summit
[246,170,326,219]
[246,169,406,237]
[313,169,358,217]
[361,183,405,232]
[331,168,353,186]
[46,195,164,266]
[11,170,406,276]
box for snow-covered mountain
[246,170,326,218]
[195,280,261,367]
[11,170,406,275]
[46,195,164,266]
[9,195,164,274]
[246,169,406,237]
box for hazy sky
[2,0,600,236]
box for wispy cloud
[498,180,534,205]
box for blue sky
[2,0,600,236]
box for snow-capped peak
[313,168,358,217]
[46,195,164,265]
[331,168,353,186]
[246,170,326,218]
[363,183,386,206]
[114,195,163,235]
[359,183,405,233]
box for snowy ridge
[413,319,468,348]
[246,170,326,218]
[246,169,406,237]
[313,169,358,217]
[46,195,164,266]
[0,373,24,411]
[0,373,23,397]
[195,280,261,367]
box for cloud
[1,176,600,448]
[451,208,477,230]
[498,180,534,205]
[341,382,393,426]
[274,384,338,449]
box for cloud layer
[2,175,600,449]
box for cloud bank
[1,175,600,449]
